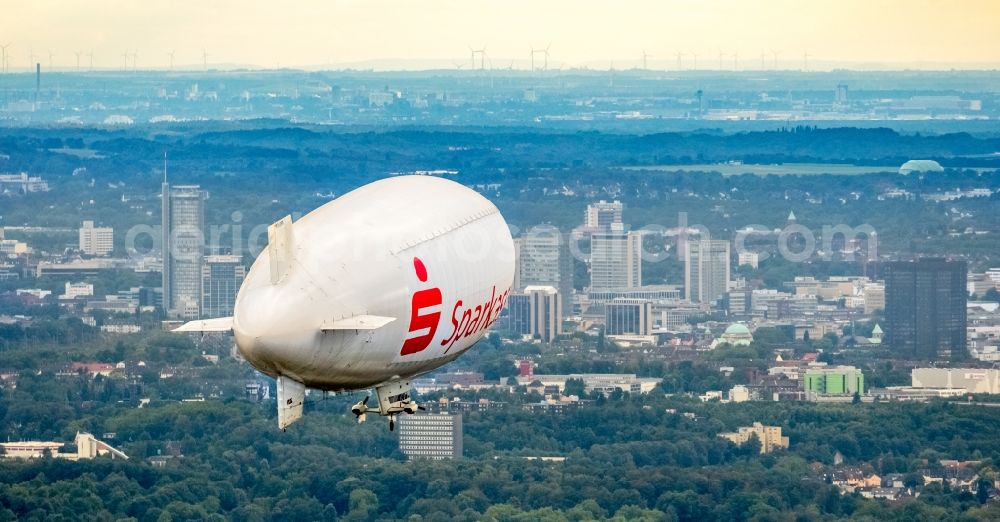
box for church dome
[725,323,751,336]
[899,159,944,175]
[712,323,754,348]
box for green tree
[563,378,586,398]
[347,489,378,520]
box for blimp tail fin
[277,375,305,430]
[321,314,396,331]
[268,215,295,284]
[173,317,233,332]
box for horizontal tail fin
[173,317,233,332]
[321,314,396,331]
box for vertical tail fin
[268,215,294,284]
[276,375,305,430]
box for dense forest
[0,326,996,520]
[0,389,998,521]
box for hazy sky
[3,0,999,70]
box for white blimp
[176,176,515,430]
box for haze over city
[4,0,1000,70]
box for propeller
[351,396,370,423]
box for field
[621,163,897,176]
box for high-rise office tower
[605,300,654,336]
[398,412,463,460]
[202,255,245,318]
[525,285,562,342]
[590,225,642,290]
[835,84,849,105]
[585,200,623,231]
[506,293,532,335]
[685,240,731,304]
[162,176,206,319]
[78,220,114,256]
[514,226,573,317]
[885,258,967,359]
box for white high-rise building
[590,226,642,290]
[864,282,885,315]
[79,221,114,256]
[202,255,245,318]
[524,285,562,342]
[685,240,731,304]
[162,182,206,319]
[398,413,463,460]
[516,229,562,288]
[585,200,623,230]
[737,251,759,269]
[61,282,94,299]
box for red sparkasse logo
[400,257,442,356]
[399,256,509,356]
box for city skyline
[3,0,1000,71]
[3,4,1000,519]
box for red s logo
[400,257,442,356]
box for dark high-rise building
[885,258,967,359]
[605,300,654,336]
[506,293,531,335]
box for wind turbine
[732,50,739,71]
[87,50,94,71]
[760,50,766,70]
[28,47,37,72]
[0,43,11,74]
[132,51,138,72]
[202,49,209,71]
[121,50,129,71]
[530,44,550,71]
[691,52,700,71]
[47,50,55,70]
[471,45,487,70]
[641,49,650,70]
[771,49,781,70]
[168,50,175,70]
[675,50,683,71]
[718,50,726,71]
[802,51,810,71]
